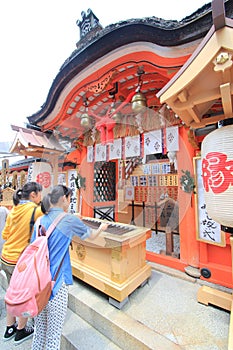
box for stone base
[184,265,201,278]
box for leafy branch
[75,173,86,190]
[180,170,195,194]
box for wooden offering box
[70,217,152,308]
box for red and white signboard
[27,161,52,196]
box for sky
[0,0,209,148]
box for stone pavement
[0,289,32,350]
[0,264,231,349]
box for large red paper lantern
[201,125,233,228]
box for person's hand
[99,223,109,232]
[89,222,109,240]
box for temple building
[8,0,233,295]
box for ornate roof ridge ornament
[76,8,103,43]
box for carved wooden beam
[188,106,202,123]
[172,83,233,111]
[220,82,233,117]
[177,90,188,103]
[189,114,225,129]
[212,0,225,31]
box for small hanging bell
[131,92,147,113]
[111,107,122,123]
[80,113,91,128]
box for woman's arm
[76,213,108,240]
[88,222,109,240]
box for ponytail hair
[13,189,22,206]
[41,185,72,213]
[41,193,51,214]
[13,182,42,206]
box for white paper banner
[67,169,77,214]
[87,145,94,163]
[144,130,162,155]
[109,138,122,160]
[166,126,179,151]
[195,158,221,244]
[125,135,141,158]
[58,173,66,185]
[95,144,107,162]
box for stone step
[0,272,121,350]
[67,278,180,350]
[61,308,122,350]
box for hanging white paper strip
[87,145,94,163]
[109,138,122,160]
[95,143,107,162]
[166,126,179,151]
[144,129,162,155]
[125,135,141,158]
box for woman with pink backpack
[30,185,108,350]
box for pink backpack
[5,212,66,318]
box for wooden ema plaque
[1,187,14,208]
[70,217,152,308]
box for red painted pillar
[178,126,200,268]
[79,146,94,217]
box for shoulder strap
[30,207,37,233]
[45,212,67,238]
[46,212,67,282]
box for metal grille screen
[94,162,116,202]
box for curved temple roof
[25,1,233,142]
[158,0,233,128]
[10,125,65,158]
